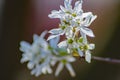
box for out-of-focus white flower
[54,56,76,77]
[20,31,76,76]
[20,31,53,76]
[49,35,60,49]
[31,56,52,76]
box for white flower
[78,38,95,63]
[20,31,53,76]
[76,12,97,37]
[54,56,76,77]
[85,43,95,63]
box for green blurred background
[0,0,120,80]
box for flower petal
[27,62,34,69]
[65,63,76,77]
[42,65,52,74]
[64,0,72,11]
[48,10,62,18]
[60,5,67,12]
[88,43,95,50]
[82,12,97,27]
[47,35,60,41]
[58,40,67,48]
[82,12,92,18]
[50,36,60,48]
[80,27,95,37]
[79,31,87,44]
[33,34,39,41]
[66,56,76,62]
[31,65,42,77]
[87,15,97,26]
[55,62,64,76]
[40,30,48,38]
[20,41,31,52]
[78,48,84,57]
[46,66,53,74]
[74,1,83,14]
[65,27,73,38]
[50,59,57,66]
[49,28,64,35]
[85,50,91,63]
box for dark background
[0,0,120,80]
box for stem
[81,56,120,64]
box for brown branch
[81,56,120,64]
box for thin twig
[81,56,120,64]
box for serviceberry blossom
[20,0,97,77]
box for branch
[81,56,120,64]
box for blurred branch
[81,56,120,64]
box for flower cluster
[48,0,97,62]
[20,0,97,77]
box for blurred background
[0,0,120,80]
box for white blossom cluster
[20,0,97,77]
